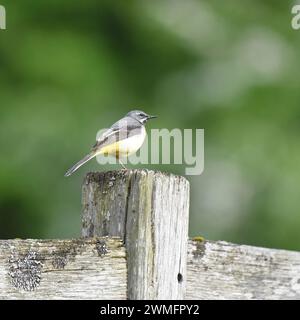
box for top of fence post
[81,169,190,300]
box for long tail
[64,152,97,177]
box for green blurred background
[0,0,299,250]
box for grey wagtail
[65,110,157,177]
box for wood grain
[186,239,300,300]
[2,168,300,300]
[82,170,190,300]
[1,238,300,299]
[0,238,126,300]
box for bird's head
[126,110,157,124]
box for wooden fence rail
[0,170,299,299]
[0,238,126,299]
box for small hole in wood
[177,273,183,283]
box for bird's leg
[116,151,127,170]
[119,159,127,170]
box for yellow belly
[98,128,146,158]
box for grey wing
[91,117,141,151]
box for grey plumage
[91,117,142,151]
[65,110,157,177]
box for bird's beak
[148,115,157,120]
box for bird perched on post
[65,110,157,177]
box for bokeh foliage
[0,0,299,250]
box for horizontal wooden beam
[0,238,126,300]
[1,238,300,299]
[186,239,300,300]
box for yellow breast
[99,127,146,158]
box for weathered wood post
[82,169,190,300]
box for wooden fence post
[81,169,190,300]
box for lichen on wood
[9,250,42,291]
[186,240,300,300]
[0,238,126,299]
